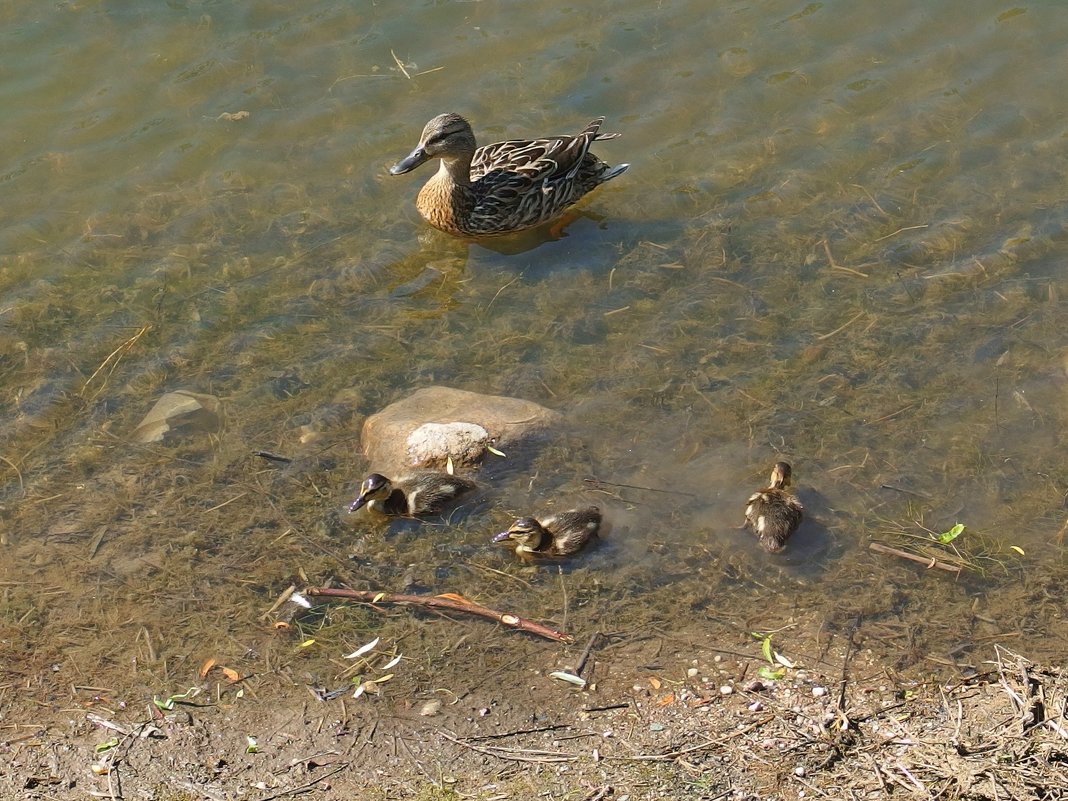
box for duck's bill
[349,495,369,512]
[492,531,512,543]
[389,146,429,175]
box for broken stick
[868,542,962,575]
[305,587,573,643]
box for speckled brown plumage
[349,471,476,517]
[493,507,602,560]
[389,113,628,237]
[743,462,803,552]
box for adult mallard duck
[349,471,477,516]
[493,506,602,559]
[742,462,803,552]
[389,113,629,237]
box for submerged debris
[131,390,221,443]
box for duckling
[349,471,476,516]
[493,507,602,559]
[743,462,803,552]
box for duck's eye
[428,127,465,146]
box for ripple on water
[2,0,1067,690]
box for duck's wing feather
[457,119,623,235]
[470,118,610,186]
[546,507,602,556]
[405,473,477,513]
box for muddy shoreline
[4,602,1065,800]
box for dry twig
[869,542,963,575]
[305,587,573,643]
[438,729,577,764]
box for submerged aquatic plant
[872,514,1024,577]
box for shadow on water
[467,209,628,257]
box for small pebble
[719,685,733,696]
[713,655,722,663]
[743,679,765,693]
[812,686,828,698]
[794,765,806,777]
[649,722,665,732]
[748,701,763,712]
[687,668,699,678]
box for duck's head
[769,461,793,490]
[390,113,476,175]
[349,473,393,512]
[492,517,547,550]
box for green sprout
[752,632,785,681]
[936,523,965,544]
[152,687,199,711]
[95,738,119,753]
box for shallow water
[2,0,1067,691]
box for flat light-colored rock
[361,386,560,474]
[406,422,489,468]
[132,390,221,443]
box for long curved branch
[305,587,573,643]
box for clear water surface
[2,1,1066,691]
